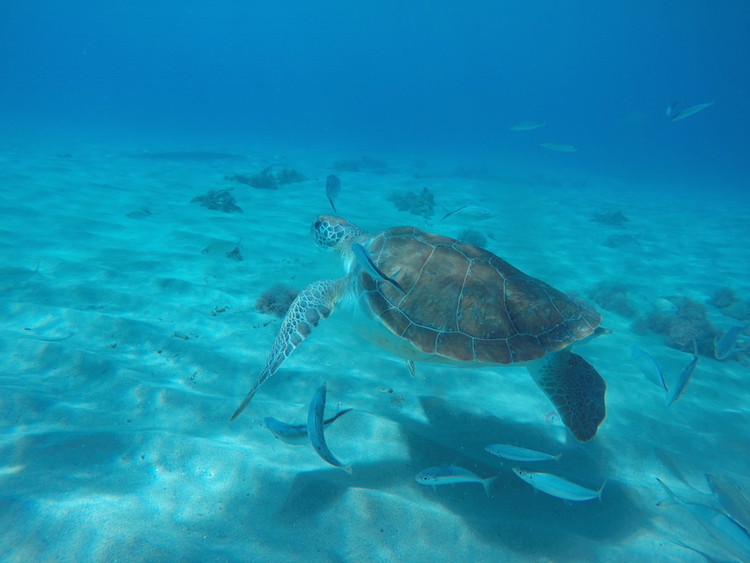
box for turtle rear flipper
[527,349,607,442]
[230,278,346,421]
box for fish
[666,98,684,117]
[539,143,578,152]
[307,383,352,473]
[630,346,668,390]
[202,237,242,257]
[602,234,640,249]
[706,474,750,533]
[670,101,714,122]
[714,324,749,360]
[665,345,699,406]
[512,468,604,501]
[125,207,153,220]
[415,466,497,497]
[351,242,406,294]
[657,478,750,561]
[325,174,341,213]
[508,121,547,131]
[439,205,495,222]
[485,444,561,463]
[0,262,42,290]
[264,408,352,445]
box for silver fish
[440,205,495,222]
[658,478,750,561]
[670,101,714,122]
[508,121,547,131]
[265,408,352,445]
[714,324,749,360]
[666,98,684,117]
[539,143,577,152]
[630,346,667,390]
[351,242,406,294]
[513,468,604,501]
[706,474,750,533]
[665,347,699,406]
[416,466,497,496]
[307,383,351,473]
[325,175,340,213]
[485,444,561,462]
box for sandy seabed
[1,131,749,563]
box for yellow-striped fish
[308,383,352,473]
[485,444,560,462]
[513,468,604,501]
[416,466,497,497]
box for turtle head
[311,215,365,252]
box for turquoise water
[1,2,749,562]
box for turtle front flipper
[230,278,346,421]
[526,349,607,442]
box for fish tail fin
[335,407,354,418]
[482,475,499,498]
[388,268,407,294]
[389,278,407,294]
[597,479,608,501]
[660,370,669,395]
[713,333,723,359]
[655,478,681,507]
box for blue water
[2,1,749,187]
[2,2,750,562]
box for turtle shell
[358,226,601,364]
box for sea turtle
[231,215,608,442]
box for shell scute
[474,338,512,364]
[504,277,566,335]
[378,307,412,337]
[360,226,600,365]
[402,323,439,354]
[436,331,475,362]
[507,334,547,362]
[457,260,513,339]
